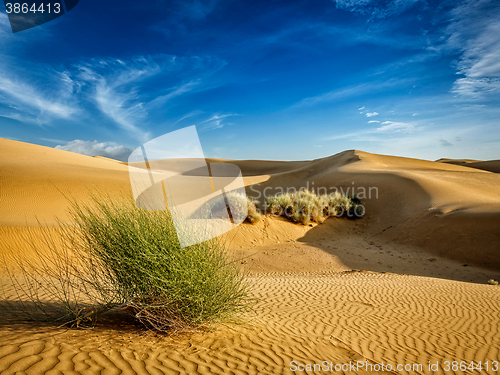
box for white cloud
[452,77,500,98]
[368,120,380,123]
[445,0,500,99]
[76,57,163,141]
[73,55,225,140]
[325,120,416,141]
[377,121,414,132]
[0,71,78,123]
[198,113,238,131]
[358,106,365,110]
[55,140,133,161]
[412,113,418,116]
[173,110,204,125]
[366,112,379,117]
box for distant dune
[0,138,131,226]
[437,157,500,173]
[2,138,500,374]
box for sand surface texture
[1,138,500,374]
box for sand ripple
[1,272,499,374]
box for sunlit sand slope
[1,272,499,374]
[0,138,131,226]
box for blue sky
[1,0,499,161]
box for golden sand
[1,138,500,374]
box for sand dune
[1,272,499,374]
[1,138,500,374]
[0,138,131,226]
[437,158,500,174]
[222,150,500,270]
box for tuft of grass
[222,192,261,224]
[4,193,252,332]
[244,195,262,224]
[266,189,364,225]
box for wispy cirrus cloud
[452,77,500,98]
[366,112,379,117]
[76,57,163,141]
[0,53,226,141]
[198,113,239,131]
[147,80,201,109]
[333,0,421,18]
[0,70,78,124]
[444,0,500,99]
[325,119,416,141]
[173,110,205,125]
[75,55,225,140]
[292,79,410,108]
[377,120,414,132]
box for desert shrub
[4,194,252,332]
[216,191,261,224]
[265,189,364,225]
[245,196,262,224]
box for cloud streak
[0,71,78,124]
[445,0,500,99]
[198,113,239,131]
[377,121,414,132]
[325,119,416,141]
[333,0,421,18]
[293,79,410,108]
[55,139,133,161]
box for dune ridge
[437,158,500,174]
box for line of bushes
[265,190,364,225]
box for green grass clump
[266,190,363,225]
[5,194,252,332]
